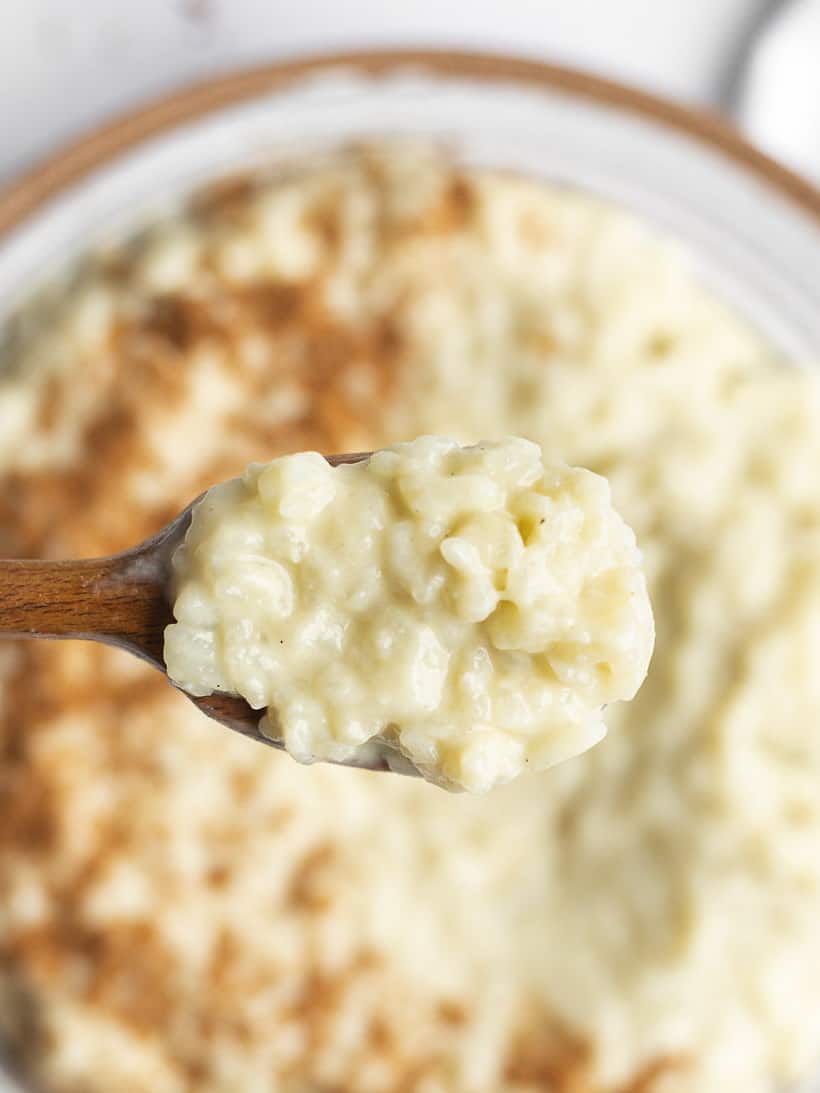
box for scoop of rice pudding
[1,146,820,1093]
[164,437,653,791]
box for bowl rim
[0,47,818,242]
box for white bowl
[0,51,818,359]
[0,50,818,1093]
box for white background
[0,0,784,185]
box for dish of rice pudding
[1,146,820,1092]
[164,436,653,791]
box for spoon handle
[0,554,171,665]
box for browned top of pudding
[1,145,819,1093]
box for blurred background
[2,0,819,188]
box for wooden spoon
[0,451,400,771]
